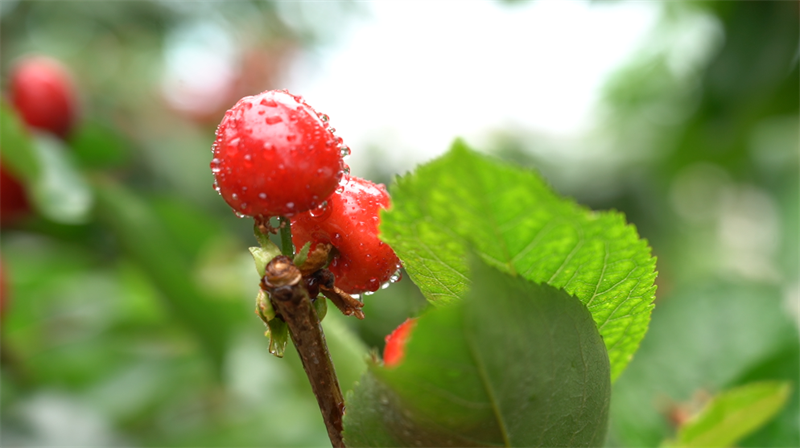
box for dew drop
[234,211,247,219]
[363,290,375,296]
[339,145,351,157]
[258,192,267,199]
[367,278,380,289]
[231,193,239,200]
[309,201,329,218]
[244,154,252,161]
[210,158,222,173]
[318,113,329,123]
[328,127,337,134]
[286,202,295,209]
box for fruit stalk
[278,216,294,257]
[262,256,345,448]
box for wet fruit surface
[383,318,417,367]
[211,90,345,217]
[9,55,77,139]
[291,175,401,294]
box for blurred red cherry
[0,163,29,224]
[9,55,78,139]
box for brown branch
[262,256,346,448]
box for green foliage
[0,99,39,180]
[664,381,791,448]
[344,256,610,447]
[28,133,94,224]
[382,140,657,381]
[609,281,800,447]
[0,103,93,224]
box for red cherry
[291,175,401,294]
[211,90,346,217]
[9,55,78,139]
[384,318,417,367]
[0,164,30,224]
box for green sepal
[293,241,312,269]
[250,246,280,278]
[313,296,328,321]
[255,288,276,322]
[266,318,289,358]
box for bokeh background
[1,1,797,446]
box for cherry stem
[263,256,346,448]
[278,216,294,257]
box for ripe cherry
[384,318,417,367]
[291,175,401,294]
[9,55,78,139]
[211,90,346,217]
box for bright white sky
[287,0,661,175]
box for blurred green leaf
[70,120,132,170]
[91,177,238,373]
[382,140,657,381]
[664,381,791,448]
[28,133,94,224]
[609,281,800,447]
[0,101,94,223]
[344,256,610,447]
[320,310,368,394]
[0,98,39,181]
[735,345,799,447]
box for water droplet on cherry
[309,201,329,218]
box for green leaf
[344,256,610,447]
[0,98,40,181]
[92,177,238,373]
[381,140,657,380]
[735,346,799,447]
[70,119,132,169]
[608,281,800,448]
[28,133,94,224]
[665,381,792,448]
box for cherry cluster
[210,90,401,296]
